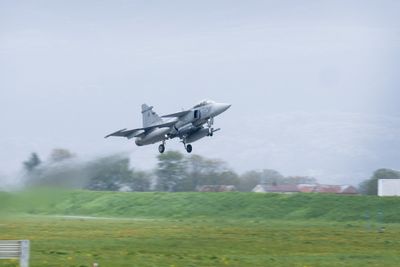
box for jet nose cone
[220,103,231,112]
[213,103,231,116]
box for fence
[0,240,29,267]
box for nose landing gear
[158,140,166,153]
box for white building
[378,179,400,196]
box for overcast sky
[1,1,399,186]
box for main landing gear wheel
[208,127,214,137]
[185,144,192,153]
[158,144,165,153]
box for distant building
[252,184,299,194]
[196,185,237,192]
[312,184,358,194]
[252,184,358,194]
[378,179,400,196]
[297,184,317,193]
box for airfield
[1,190,400,267]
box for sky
[1,1,400,186]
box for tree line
[23,149,399,194]
[22,149,316,192]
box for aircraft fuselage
[106,100,231,153]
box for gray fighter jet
[105,100,231,153]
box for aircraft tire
[158,144,165,153]
[186,144,192,153]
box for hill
[1,189,399,222]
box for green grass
[1,216,400,267]
[1,190,400,266]
[0,189,399,222]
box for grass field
[1,190,400,266]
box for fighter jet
[105,100,231,153]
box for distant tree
[23,152,41,172]
[359,168,400,195]
[183,155,207,190]
[238,170,263,191]
[49,148,75,163]
[33,160,85,188]
[285,176,317,185]
[211,170,240,186]
[155,151,187,192]
[22,150,151,190]
[261,169,285,185]
[185,155,239,190]
[121,170,151,192]
[85,155,135,191]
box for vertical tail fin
[141,104,163,127]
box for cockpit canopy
[193,99,215,108]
